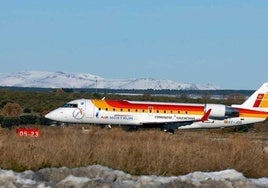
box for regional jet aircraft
[45,82,268,133]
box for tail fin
[232,82,268,111]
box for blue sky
[1,0,268,89]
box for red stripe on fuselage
[238,108,268,117]
[105,100,204,111]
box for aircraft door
[85,100,94,119]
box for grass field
[0,123,267,178]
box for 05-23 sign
[17,128,40,137]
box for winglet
[201,109,211,122]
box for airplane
[45,82,268,133]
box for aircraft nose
[45,109,66,122]
[45,109,61,121]
[45,112,54,120]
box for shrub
[1,102,23,117]
[1,117,20,128]
[20,115,38,125]
[23,108,32,113]
[0,115,4,124]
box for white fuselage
[45,99,267,129]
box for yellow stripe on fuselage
[92,100,109,109]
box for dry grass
[0,124,267,178]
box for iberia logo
[253,93,268,108]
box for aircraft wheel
[164,129,174,134]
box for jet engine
[205,104,239,119]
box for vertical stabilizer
[232,82,268,111]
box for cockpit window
[62,103,78,108]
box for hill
[0,71,220,90]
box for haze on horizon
[1,1,268,90]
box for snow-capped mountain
[0,71,220,90]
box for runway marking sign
[17,127,40,137]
